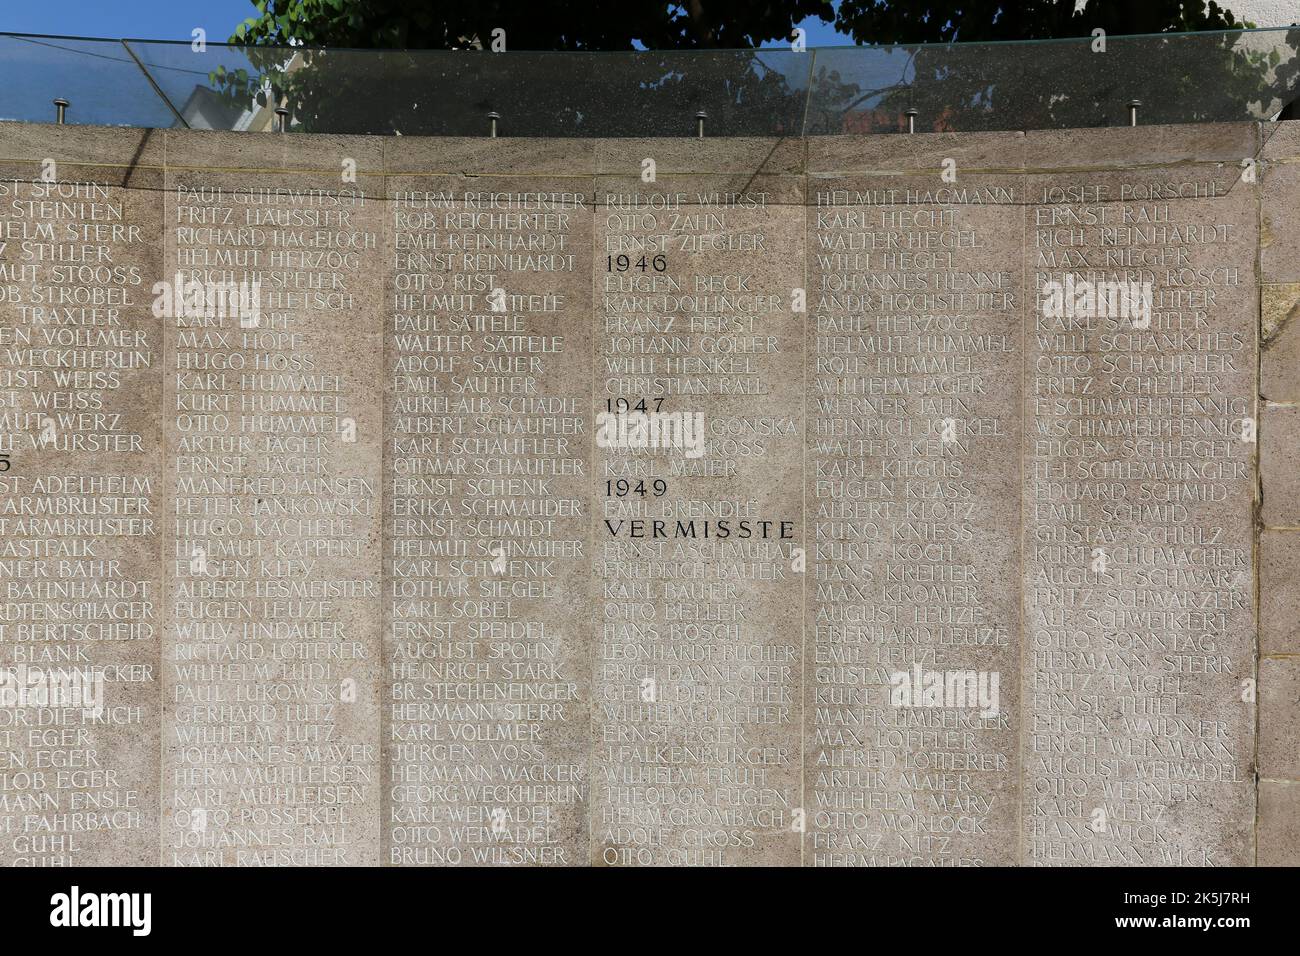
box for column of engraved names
[384,144,591,866]
[163,139,384,865]
[1024,129,1257,865]
[806,140,1022,866]
[0,137,162,866]
[593,142,803,867]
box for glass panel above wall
[0,28,1297,135]
[121,42,818,137]
[805,28,1300,134]
[0,34,180,127]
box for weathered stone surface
[1261,122,1300,284]
[590,139,805,867]
[1261,403,1300,528]
[1262,283,1300,402]
[0,124,164,866]
[1260,531,1300,655]
[159,131,385,866]
[1260,657,1300,779]
[1022,124,1258,867]
[805,132,1025,866]
[1,118,1289,868]
[1257,780,1300,867]
[381,138,595,866]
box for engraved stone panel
[160,132,385,866]
[0,117,1285,869]
[805,133,1025,866]
[382,138,594,866]
[0,124,164,866]
[591,139,805,866]
[1022,124,1258,866]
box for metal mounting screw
[274,106,289,132]
[488,111,500,138]
[1128,99,1142,127]
[53,98,69,124]
[696,110,707,139]
[905,108,918,134]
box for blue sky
[0,0,849,46]
[1,0,258,41]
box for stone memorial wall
[0,120,1291,866]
